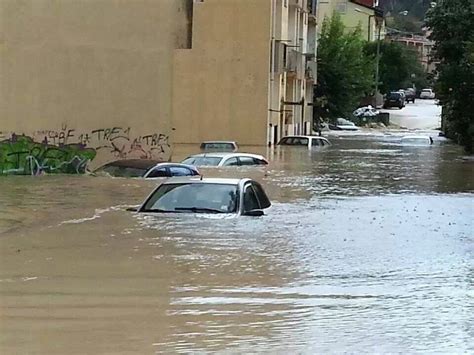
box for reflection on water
[0,137,473,353]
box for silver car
[278,135,331,148]
[135,177,271,216]
[181,153,268,167]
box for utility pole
[375,20,382,104]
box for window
[146,167,168,178]
[253,158,268,165]
[243,185,260,212]
[181,156,222,166]
[252,182,271,209]
[239,156,257,166]
[169,166,194,176]
[311,138,322,146]
[293,137,309,146]
[223,157,239,166]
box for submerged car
[96,160,200,178]
[135,177,271,216]
[401,135,433,145]
[200,141,239,152]
[181,153,268,167]
[278,135,331,148]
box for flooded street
[1,134,473,353]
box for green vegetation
[364,41,428,94]
[315,14,373,120]
[426,0,474,153]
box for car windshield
[389,93,401,99]
[422,89,431,93]
[181,156,223,166]
[142,183,239,213]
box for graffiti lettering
[1,126,170,175]
[0,135,96,175]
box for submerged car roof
[186,152,265,158]
[160,177,248,185]
[101,159,163,169]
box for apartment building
[317,0,384,41]
[173,0,319,146]
[387,32,436,73]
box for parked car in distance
[134,177,271,216]
[401,135,433,145]
[335,118,359,131]
[420,88,436,99]
[403,88,416,103]
[95,160,200,178]
[278,135,331,148]
[383,92,406,109]
[200,141,238,152]
[181,153,268,167]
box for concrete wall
[0,0,190,173]
[172,0,272,146]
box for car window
[278,137,290,145]
[293,138,309,146]
[252,182,271,209]
[239,156,258,166]
[243,185,260,211]
[223,157,239,166]
[253,158,268,165]
[311,138,321,146]
[169,166,194,176]
[145,167,168,178]
[142,183,238,213]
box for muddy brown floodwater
[1,134,473,353]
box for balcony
[285,49,304,79]
[306,60,317,81]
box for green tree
[364,41,427,94]
[315,14,373,120]
[426,0,474,153]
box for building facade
[0,0,192,173]
[1,0,318,174]
[173,0,318,146]
[317,0,384,42]
[387,32,436,73]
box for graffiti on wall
[0,125,171,175]
[0,134,96,175]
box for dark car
[134,177,271,216]
[403,89,416,103]
[96,159,200,178]
[383,92,405,109]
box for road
[381,99,442,130]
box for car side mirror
[126,207,138,212]
[243,209,264,217]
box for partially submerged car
[96,159,200,178]
[278,135,331,148]
[401,135,433,145]
[135,177,271,216]
[200,141,239,152]
[181,153,268,167]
